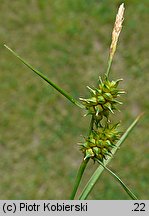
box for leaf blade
[96,159,138,200]
[4,44,83,108]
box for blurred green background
[0,0,148,199]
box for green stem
[4,44,83,109]
[88,115,94,135]
[70,158,89,200]
[70,115,94,199]
[96,159,138,200]
[105,56,112,78]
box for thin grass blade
[4,44,83,108]
[96,159,138,200]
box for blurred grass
[0,0,148,199]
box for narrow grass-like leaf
[79,113,143,200]
[4,44,83,108]
[96,159,138,200]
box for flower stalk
[70,158,89,200]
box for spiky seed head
[80,123,121,161]
[80,77,124,121]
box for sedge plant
[4,3,142,200]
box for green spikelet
[80,123,121,161]
[79,77,125,120]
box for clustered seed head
[80,77,125,122]
[80,123,121,161]
[79,77,125,162]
